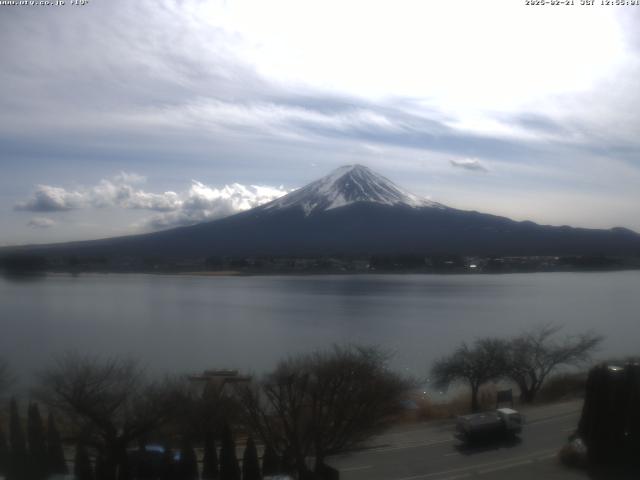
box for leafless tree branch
[237,345,412,476]
[506,324,602,403]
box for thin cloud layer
[27,217,56,229]
[450,159,488,172]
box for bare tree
[238,345,412,477]
[506,324,602,403]
[36,352,185,480]
[0,358,13,395]
[431,338,508,413]
[173,377,243,442]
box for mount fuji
[261,164,441,214]
[4,165,640,259]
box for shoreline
[3,266,640,279]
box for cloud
[450,158,488,172]
[112,171,146,185]
[15,186,85,212]
[27,217,56,229]
[144,181,289,229]
[15,172,181,213]
[16,173,289,231]
[90,178,181,212]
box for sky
[1,0,640,245]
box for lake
[1,271,639,390]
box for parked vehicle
[456,408,524,443]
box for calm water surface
[2,271,639,386]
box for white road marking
[477,458,533,475]
[341,465,373,472]
[536,453,557,461]
[363,411,579,456]
[439,474,471,480]
[337,408,579,478]
[527,411,580,426]
[390,448,557,480]
[366,438,454,454]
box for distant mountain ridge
[3,165,640,259]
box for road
[327,401,586,480]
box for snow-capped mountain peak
[262,164,443,215]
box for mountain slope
[261,164,441,214]
[3,165,640,259]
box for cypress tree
[135,441,153,480]
[159,444,177,480]
[241,437,260,480]
[116,449,131,480]
[74,443,94,480]
[27,403,47,480]
[177,437,198,480]
[261,444,279,477]
[201,432,219,480]
[218,424,240,480]
[94,455,109,480]
[0,422,9,477]
[9,398,28,480]
[280,448,296,476]
[46,413,68,475]
[9,399,26,454]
